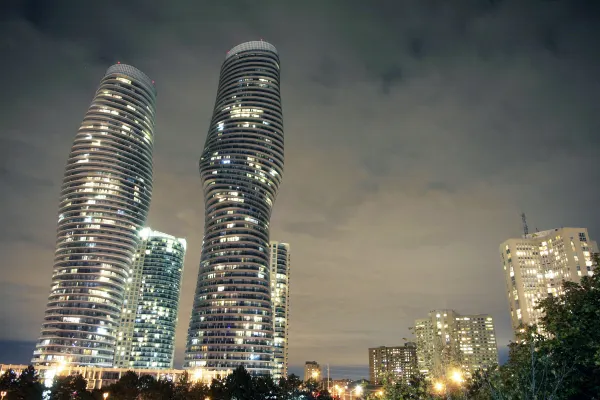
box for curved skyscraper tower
[185,41,284,375]
[32,64,157,367]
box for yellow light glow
[450,370,464,384]
[355,386,363,395]
[311,370,320,379]
[192,369,203,382]
[55,359,67,375]
[103,393,109,399]
[434,381,445,393]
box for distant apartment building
[114,228,186,369]
[500,227,598,333]
[304,361,321,382]
[414,310,498,378]
[368,343,418,384]
[270,241,291,380]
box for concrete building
[185,40,285,376]
[500,227,598,333]
[414,310,498,379]
[32,64,157,367]
[368,343,418,384]
[304,361,321,382]
[270,242,291,380]
[114,228,186,369]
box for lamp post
[1,391,7,399]
[103,392,109,399]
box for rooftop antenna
[521,212,529,236]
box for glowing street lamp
[434,381,445,394]
[311,370,320,379]
[450,370,464,385]
[1,391,7,399]
[192,369,203,382]
[103,393,109,399]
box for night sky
[1,0,600,380]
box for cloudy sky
[1,0,599,379]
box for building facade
[500,227,598,332]
[185,41,285,375]
[414,310,498,379]
[270,241,291,380]
[114,228,186,369]
[368,343,418,385]
[304,361,321,382]
[32,64,157,367]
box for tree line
[0,364,335,400]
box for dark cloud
[0,0,599,377]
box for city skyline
[1,0,600,380]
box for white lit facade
[270,241,290,380]
[500,227,598,333]
[32,64,156,367]
[368,343,418,385]
[414,310,498,379]
[114,228,186,369]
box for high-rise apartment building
[368,343,418,385]
[185,41,284,376]
[304,361,321,382]
[500,227,598,333]
[270,242,291,380]
[32,64,156,367]
[114,228,186,369]
[414,310,498,379]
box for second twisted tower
[185,41,284,375]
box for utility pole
[327,364,330,392]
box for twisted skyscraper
[33,64,156,367]
[185,41,284,375]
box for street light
[1,391,7,399]
[433,381,445,394]
[450,370,464,385]
[103,393,109,399]
[354,386,363,396]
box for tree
[0,369,18,394]
[224,366,254,400]
[277,374,303,400]
[304,378,320,393]
[208,377,227,400]
[50,374,91,400]
[107,371,140,400]
[466,257,600,399]
[367,372,433,400]
[253,375,277,400]
[536,260,600,399]
[174,372,192,400]
[13,365,44,400]
[188,381,210,400]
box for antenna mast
[521,213,529,236]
